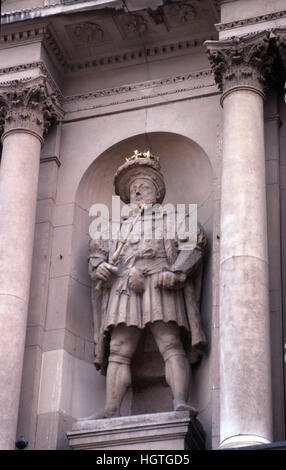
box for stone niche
[67,131,213,439]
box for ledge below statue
[67,411,205,450]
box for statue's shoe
[173,399,198,416]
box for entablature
[0,1,218,78]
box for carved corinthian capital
[205,32,274,103]
[0,76,63,144]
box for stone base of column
[219,435,271,449]
[67,411,205,450]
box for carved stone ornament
[126,14,148,35]
[115,13,149,39]
[71,22,104,44]
[0,76,63,143]
[205,31,275,101]
[169,3,197,25]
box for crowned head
[113,150,166,205]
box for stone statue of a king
[86,150,207,419]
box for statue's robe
[88,210,208,374]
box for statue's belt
[115,248,168,277]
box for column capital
[272,27,286,73]
[205,31,275,104]
[0,76,64,144]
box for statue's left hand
[156,271,184,289]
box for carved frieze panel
[69,22,104,44]
[167,3,197,25]
[111,1,212,40]
[162,0,213,33]
[113,13,151,39]
[65,21,109,48]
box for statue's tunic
[105,233,189,331]
[88,212,207,372]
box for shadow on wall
[69,131,213,420]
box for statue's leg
[80,325,141,420]
[150,321,197,415]
[104,325,141,417]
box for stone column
[0,78,62,449]
[206,33,274,449]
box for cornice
[0,23,68,70]
[0,25,42,41]
[66,35,216,73]
[0,1,221,25]
[0,23,46,47]
[0,21,216,74]
[216,10,286,32]
[1,3,60,25]
[43,26,69,71]
[0,1,121,25]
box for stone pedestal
[67,411,205,450]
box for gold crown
[125,149,159,163]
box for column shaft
[219,89,272,448]
[0,132,41,449]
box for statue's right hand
[95,262,118,282]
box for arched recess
[68,131,213,422]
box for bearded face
[129,178,158,206]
